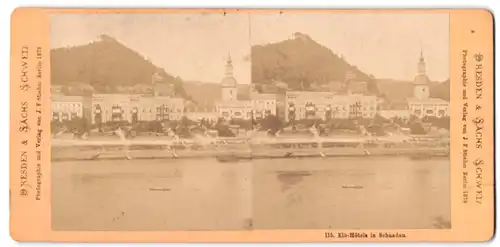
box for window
[426,109,434,114]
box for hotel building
[91,94,185,124]
[250,90,277,120]
[407,52,450,118]
[284,91,378,122]
[51,94,91,122]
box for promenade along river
[52,156,450,231]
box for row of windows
[287,99,376,104]
[413,109,447,115]
[409,104,449,107]
[253,100,276,105]
[53,102,82,107]
[410,107,448,112]
[221,111,253,118]
[289,106,376,112]
[94,108,184,114]
[287,112,375,118]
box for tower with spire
[413,49,430,100]
[221,53,238,101]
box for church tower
[413,50,430,100]
[221,53,238,101]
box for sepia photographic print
[48,12,452,232]
[8,7,496,242]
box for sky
[51,12,449,84]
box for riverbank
[51,145,448,162]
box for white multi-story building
[251,91,277,120]
[407,52,450,118]
[378,109,411,120]
[216,100,253,121]
[91,94,137,124]
[91,94,185,124]
[284,91,378,121]
[51,94,90,122]
[408,98,449,118]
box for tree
[373,114,389,125]
[216,124,235,137]
[61,86,71,95]
[260,114,283,134]
[230,118,253,130]
[51,120,62,134]
[328,118,358,131]
[410,122,427,135]
[424,116,450,130]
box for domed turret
[221,53,237,87]
[413,50,430,100]
[221,53,238,101]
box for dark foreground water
[52,156,450,231]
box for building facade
[284,91,378,121]
[407,51,450,118]
[250,91,277,120]
[91,94,185,124]
[51,94,91,122]
[216,100,253,120]
[379,109,411,120]
[408,98,449,118]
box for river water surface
[52,156,450,230]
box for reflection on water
[254,157,450,229]
[276,170,312,191]
[52,156,450,230]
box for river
[52,156,450,231]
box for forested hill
[51,35,188,98]
[251,32,378,94]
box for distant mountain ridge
[251,32,378,94]
[51,35,189,99]
[51,33,449,106]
